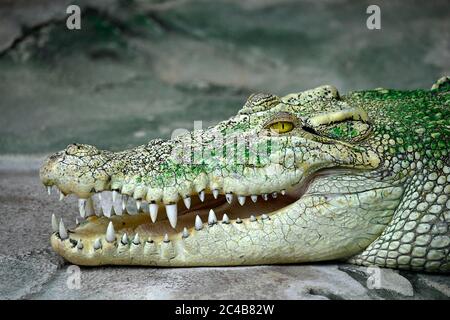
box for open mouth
[48,182,310,249]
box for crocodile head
[40,78,450,272]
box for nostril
[65,143,100,156]
[49,153,60,161]
[47,150,64,162]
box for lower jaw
[50,235,309,267]
[50,192,302,266]
[50,211,322,267]
[50,218,306,267]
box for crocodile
[39,76,450,272]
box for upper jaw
[39,133,380,232]
[40,125,381,201]
[39,141,307,228]
[43,165,300,230]
[40,143,298,234]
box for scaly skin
[40,76,450,272]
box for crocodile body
[40,77,450,272]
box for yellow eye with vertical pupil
[269,121,294,134]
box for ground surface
[0,0,449,300]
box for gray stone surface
[0,157,449,300]
[0,0,449,300]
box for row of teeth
[52,209,271,249]
[46,186,286,229]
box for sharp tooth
[136,199,142,211]
[127,199,138,215]
[236,217,242,224]
[59,218,68,240]
[238,195,246,206]
[222,213,230,224]
[212,189,219,199]
[59,190,65,201]
[94,238,102,250]
[78,199,87,218]
[281,189,286,196]
[250,215,257,222]
[105,221,115,243]
[261,214,269,220]
[51,214,58,233]
[182,227,189,238]
[262,193,269,201]
[96,195,103,217]
[195,215,203,230]
[251,195,258,203]
[112,190,118,202]
[208,209,217,225]
[121,233,128,245]
[75,218,80,226]
[77,240,83,250]
[149,203,158,223]
[225,193,233,204]
[132,233,140,245]
[183,196,191,209]
[115,198,123,216]
[163,234,170,243]
[122,195,129,212]
[111,206,117,216]
[272,192,278,199]
[47,186,52,195]
[165,204,178,229]
[103,198,112,218]
[198,190,205,202]
[86,197,95,217]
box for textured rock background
[1,0,449,154]
[0,0,449,299]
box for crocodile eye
[269,121,294,134]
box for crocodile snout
[40,143,112,198]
